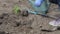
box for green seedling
[13,5,21,15]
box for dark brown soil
[0,0,60,34]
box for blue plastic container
[29,0,50,15]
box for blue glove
[34,0,44,7]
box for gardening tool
[29,0,50,15]
[24,7,60,19]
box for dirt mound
[0,12,34,34]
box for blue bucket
[29,0,50,15]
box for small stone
[21,10,29,17]
[0,16,4,19]
[3,4,6,6]
[16,23,20,26]
[0,22,2,25]
[40,26,42,28]
[28,27,33,29]
[3,4,7,7]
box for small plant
[13,5,21,15]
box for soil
[0,0,60,34]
